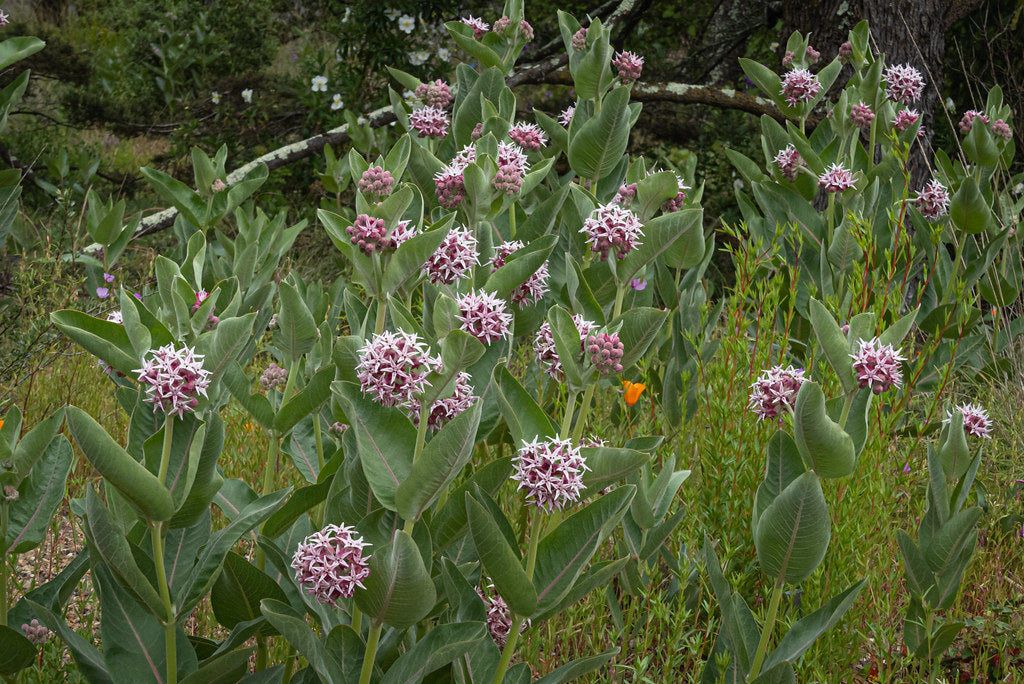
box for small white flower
[408,50,430,66]
[384,8,401,20]
[1013,182,1024,195]
[398,14,415,33]
[241,88,253,103]
[734,178,746,191]
[769,41,780,51]
[331,93,343,110]
[211,91,220,105]
[311,75,328,92]
[944,96,955,112]
[341,8,351,23]
[335,48,343,62]
[437,46,450,62]
[403,89,416,102]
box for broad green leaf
[533,558,630,622]
[211,551,289,631]
[27,600,111,682]
[332,381,415,511]
[178,649,252,684]
[754,431,806,528]
[532,486,634,614]
[197,313,256,388]
[221,362,274,429]
[277,282,318,360]
[380,622,486,684]
[274,366,334,434]
[260,479,330,539]
[614,307,669,370]
[762,579,866,670]
[492,365,557,445]
[9,408,64,481]
[466,493,537,616]
[431,457,512,552]
[548,305,586,388]
[793,382,856,479]
[50,310,139,377]
[355,530,437,629]
[897,530,935,599]
[808,299,856,391]
[0,36,46,72]
[259,599,337,683]
[938,411,970,481]
[949,176,991,234]
[580,447,650,493]
[0,626,35,676]
[624,208,704,276]
[568,86,632,180]
[382,225,450,295]
[754,472,831,584]
[140,166,206,227]
[6,435,73,553]
[396,400,482,522]
[484,235,558,300]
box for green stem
[358,622,383,684]
[313,413,325,473]
[255,639,268,671]
[351,605,362,633]
[509,205,516,240]
[374,296,388,336]
[825,192,836,252]
[747,575,785,680]
[612,284,626,320]
[150,522,177,684]
[280,646,296,684]
[838,391,856,429]
[157,416,175,486]
[924,609,936,684]
[867,117,877,169]
[571,383,597,444]
[0,502,8,627]
[493,508,544,684]
[938,237,967,308]
[256,435,281,572]
[402,402,431,535]
[560,391,579,439]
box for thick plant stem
[313,413,326,474]
[748,575,786,680]
[0,502,7,627]
[612,284,626,320]
[358,622,383,684]
[157,416,175,486]
[571,383,596,444]
[374,296,388,336]
[838,391,856,429]
[351,605,362,633]
[560,391,579,439]
[402,403,431,535]
[150,522,177,684]
[493,508,544,684]
[256,435,281,572]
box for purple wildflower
[511,436,590,513]
[260,362,288,391]
[409,105,449,139]
[614,182,638,207]
[533,315,598,380]
[455,290,513,344]
[748,365,806,420]
[493,141,529,194]
[358,166,395,197]
[491,240,550,308]
[805,45,820,64]
[850,102,875,129]
[894,109,920,132]
[630,278,646,291]
[959,110,990,134]
[774,145,804,181]
[850,337,906,394]
[291,524,371,607]
[509,122,547,151]
[914,180,950,220]
[838,41,852,62]
[356,330,442,408]
[21,620,50,646]
[414,79,453,109]
[611,51,643,85]
[817,163,856,192]
[947,402,993,439]
[586,332,625,375]
[476,584,526,648]
[347,213,389,255]
[423,225,479,285]
[571,27,587,51]
[558,106,575,127]
[421,371,478,431]
[461,15,489,39]
[992,119,1012,141]
[135,344,212,418]
[580,204,644,261]
[883,64,924,105]
[781,68,821,107]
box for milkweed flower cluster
[347,214,389,255]
[423,225,479,284]
[21,620,50,646]
[959,110,990,134]
[434,145,475,208]
[850,102,875,129]
[358,166,395,197]
[586,332,624,376]
[476,584,527,648]
[356,330,442,408]
[661,175,690,213]
[559,106,575,127]
[135,344,212,418]
[455,290,513,344]
[260,363,288,391]
[491,240,550,308]
[818,163,856,192]
[494,141,529,194]
[533,315,598,380]
[414,79,453,109]
[748,365,806,420]
[580,203,644,261]
[991,119,1012,141]
[883,64,924,105]
[461,15,489,39]
[805,45,820,64]
[914,179,950,220]
[947,402,993,439]
[850,338,906,394]
[838,41,853,62]
[894,108,920,131]
[509,121,547,151]
[774,145,804,181]
[780,68,820,106]
[571,27,587,51]
[409,105,449,139]
[511,437,590,513]
[613,182,638,207]
[612,50,644,85]
[291,524,371,607]
[421,371,478,431]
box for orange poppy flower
[621,381,646,406]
